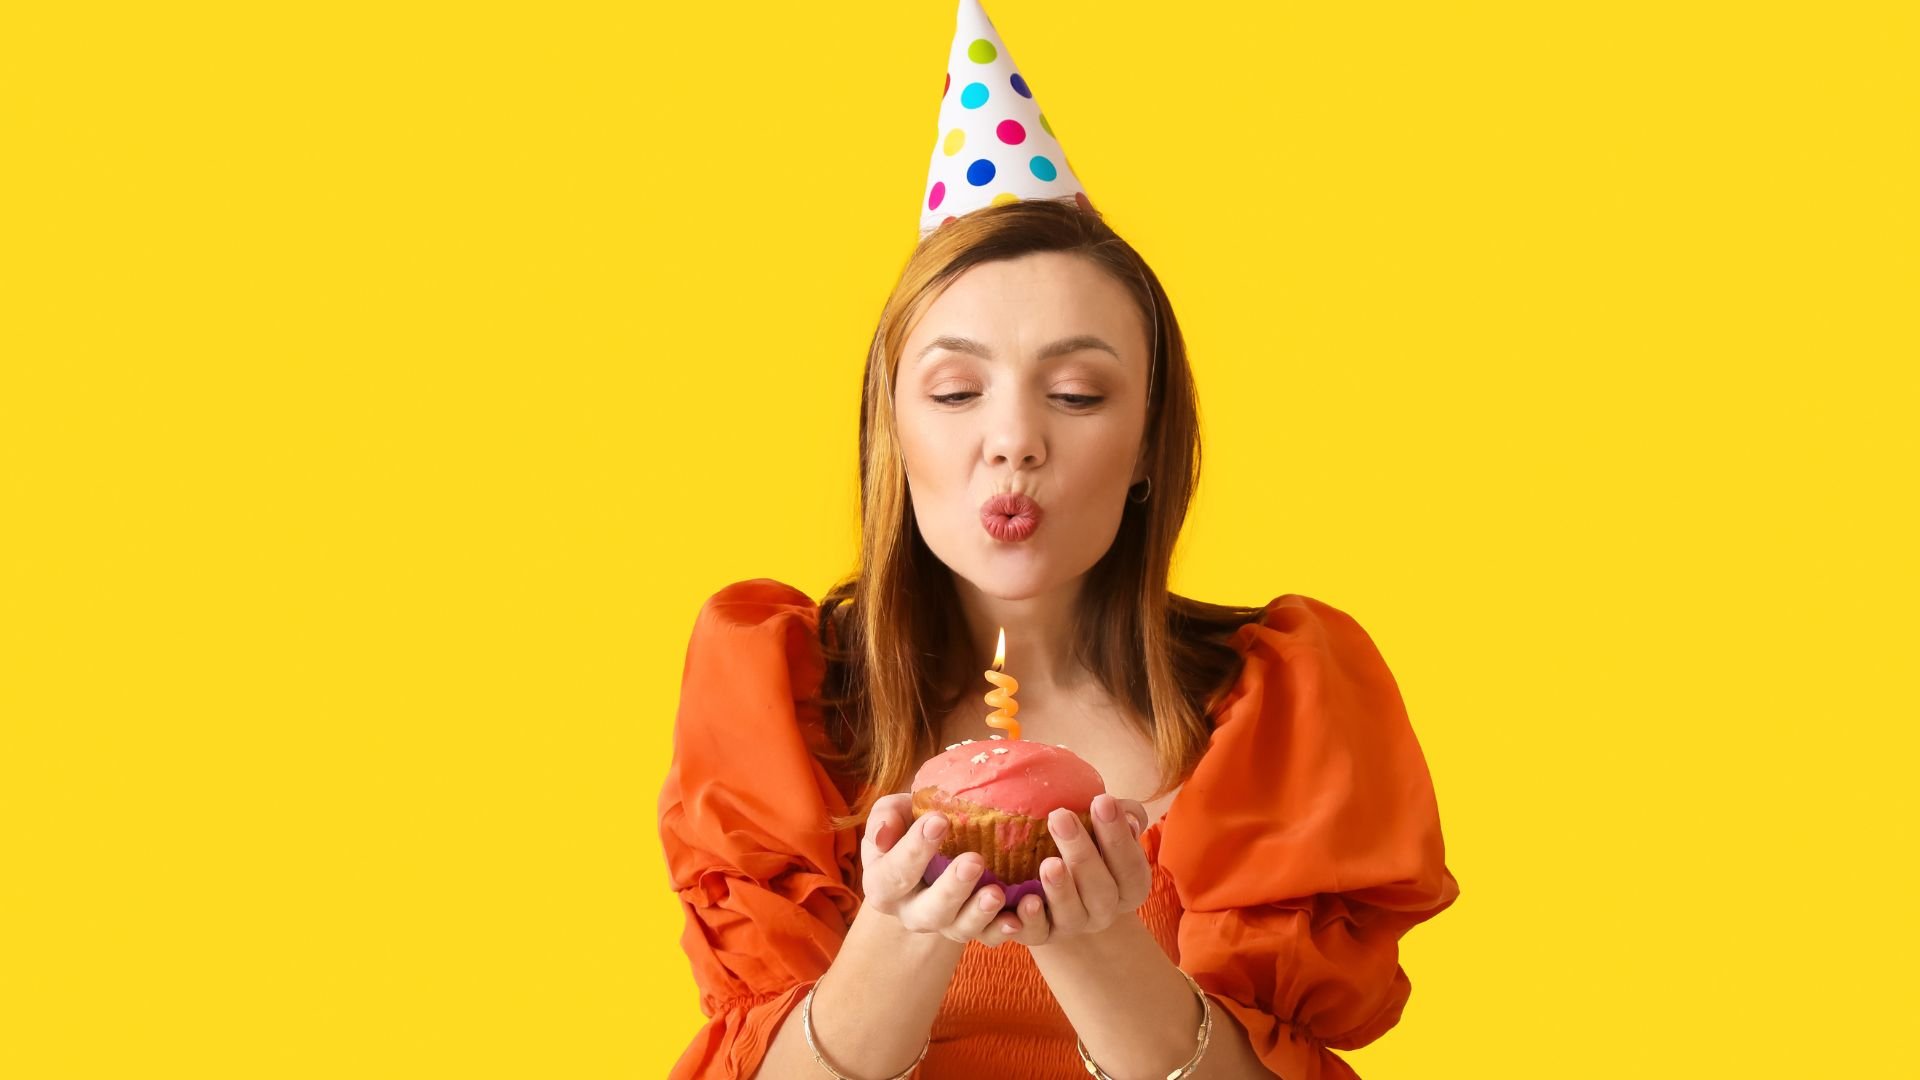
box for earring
[1127,477,1152,504]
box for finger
[1005,891,1051,946]
[1089,795,1155,905]
[1038,854,1086,930]
[862,794,914,860]
[985,902,1028,946]
[949,880,1006,944]
[1050,806,1119,920]
[1088,793,1139,847]
[873,810,947,903]
[887,810,950,882]
[901,850,987,932]
[865,811,899,859]
[1116,797,1150,840]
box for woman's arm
[1031,913,1277,1080]
[752,904,966,1080]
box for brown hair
[811,197,1267,833]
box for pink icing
[912,737,1105,818]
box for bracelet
[801,976,931,1080]
[1074,967,1213,1080]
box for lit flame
[984,625,1019,740]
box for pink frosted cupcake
[911,735,1107,914]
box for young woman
[658,198,1461,1079]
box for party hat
[920,0,1093,238]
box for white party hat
[920,0,1093,238]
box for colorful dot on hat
[990,192,1020,207]
[928,182,945,211]
[1029,155,1057,181]
[961,82,988,109]
[1010,73,1031,98]
[1074,191,1093,212]
[968,39,997,64]
[966,158,996,186]
[1039,113,1054,138]
[996,119,1025,145]
[944,72,950,99]
[943,128,966,156]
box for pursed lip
[980,492,1043,520]
[979,492,1043,542]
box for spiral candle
[984,626,1021,740]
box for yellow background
[3,1,1914,1076]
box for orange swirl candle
[983,626,1020,741]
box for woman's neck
[950,573,1092,695]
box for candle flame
[984,626,1019,740]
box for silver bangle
[801,976,931,1080]
[1074,967,1214,1079]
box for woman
[657,198,1461,1079]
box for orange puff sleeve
[1157,595,1462,1080]
[656,579,861,1079]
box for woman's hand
[857,793,1030,947]
[990,793,1154,948]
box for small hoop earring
[1128,477,1152,504]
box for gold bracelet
[1074,967,1213,1080]
[800,976,931,1080]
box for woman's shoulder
[679,576,833,717]
[1209,591,1393,699]
[668,578,856,812]
[695,577,821,627]
[1161,590,1444,906]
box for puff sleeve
[657,579,863,1079]
[1158,595,1461,1080]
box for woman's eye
[927,392,1105,407]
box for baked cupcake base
[912,787,1094,915]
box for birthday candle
[983,626,1020,741]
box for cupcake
[911,735,1107,914]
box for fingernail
[956,858,981,881]
[924,815,948,839]
[1127,814,1143,838]
[1051,810,1078,838]
[1094,795,1119,823]
[979,891,1001,912]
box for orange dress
[658,579,1461,1079]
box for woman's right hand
[859,793,1024,945]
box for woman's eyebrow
[915,334,1121,365]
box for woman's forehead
[908,260,1146,362]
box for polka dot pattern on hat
[919,0,1092,240]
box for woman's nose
[982,395,1046,469]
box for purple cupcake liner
[924,851,1046,914]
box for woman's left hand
[988,792,1153,947]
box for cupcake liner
[924,851,1045,914]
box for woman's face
[894,250,1151,600]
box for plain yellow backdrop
[2,1,1914,1076]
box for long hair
[812,197,1267,833]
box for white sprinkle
[970,752,990,764]
[988,734,1004,740]
[961,739,975,745]
[945,743,961,751]
[990,747,1010,755]
[1056,743,1069,749]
